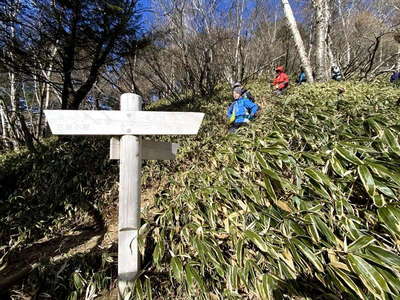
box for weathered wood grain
[110,139,179,160]
[44,110,204,135]
[118,94,141,297]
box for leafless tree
[281,0,314,82]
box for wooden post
[118,93,142,298]
[43,95,205,298]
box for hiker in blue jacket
[390,71,400,85]
[296,67,307,84]
[227,87,259,133]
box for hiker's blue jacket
[227,97,259,124]
[297,72,306,84]
[390,72,400,83]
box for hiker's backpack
[242,89,255,102]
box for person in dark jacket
[232,82,255,101]
[227,87,259,133]
[331,65,343,81]
[390,71,400,85]
[296,67,307,84]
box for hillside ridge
[1,80,400,299]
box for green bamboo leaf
[367,246,400,270]
[302,153,324,164]
[206,244,226,277]
[256,152,269,169]
[309,181,332,199]
[375,181,396,198]
[72,272,85,290]
[377,206,400,237]
[344,218,363,240]
[185,264,194,290]
[305,215,320,244]
[331,267,366,299]
[335,198,344,216]
[256,279,267,299]
[171,256,184,282]
[278,260,297,279]
[372,193,385,208]
[262,274,277,300]
[358,165,375,198]
[347,236,375,253]
[347,254,390,298]
[305,168,333,187]
[383,128,400,155]
[357,252,391,270]
[153,240,165,265]
[367,161,400,185]
[313,215,337,245]
[134,279,144,300]
[245,231,279,259]
[326,267,354,297]
[236,239,244,267]
[68,291,78,300]
[185,264,206,293]
[245,230,269,253]
[264,176,277,203]
[287,242,305,269]
[375,266,400,295]
[292,239,324,272]
[335,145,363,165]
[144,277,153,300]
[330,156,346,177]
[364,118,384,136]
[227,265,239,291]
[262,167,282,182]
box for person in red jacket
[272,66,289,95]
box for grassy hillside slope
[1,80,400,299]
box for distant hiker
[331,65,343,81]
[232,82,255,101]
[390,71,400,86]
[296,67,307,85]
[227,87,259,133]
[272,66,289,95]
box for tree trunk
[313,0,330,81]
[397,44,400,70]
[363,36,381,80]
[338,0,351,66]
[234,0,245,82]
[0,104,7,146]
[281,0,314,83]
[324,4,332,79]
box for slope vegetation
[1,80,400,299]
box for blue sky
[137,0,307,32]
[138,0,154,32]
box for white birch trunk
[0,105,7,142]
[234,0,245,82]
[313,0,330,81]
[338,0,351,66]
[397,44,400,70]
[324,2,332,79]
[308,18,314,59]
[281,0,314,83]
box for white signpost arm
[118,93,142,298]
[43,93,205,298]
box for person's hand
[274,85,279,90]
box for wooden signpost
[44,93,204,298]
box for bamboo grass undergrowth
[1,80,400,299]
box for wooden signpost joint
[44,93,204,298]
